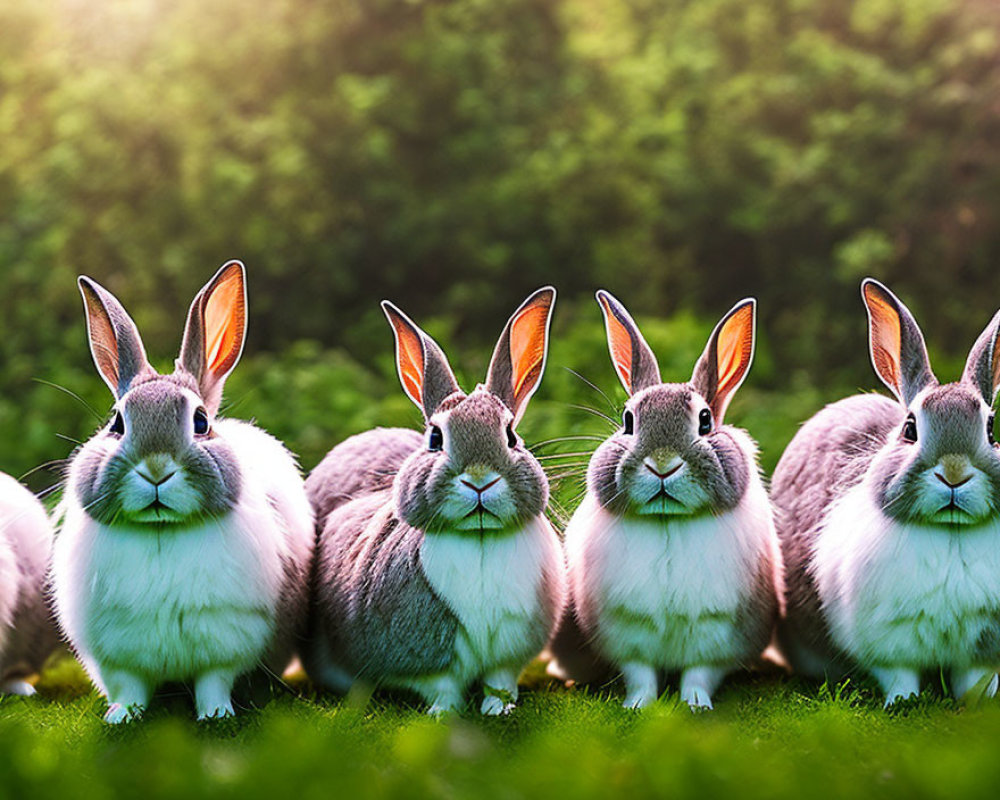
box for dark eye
[698,408,713,436]
[193,407,210,436]
[428,425,443,451]
[902,413,918,443]
[989,413,996,446]
[623,409,634,435]
[506,424,517,449]
[109,411,125,436]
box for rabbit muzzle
[445,466,516,531]
[120,452,201,523]
[915,453,992,525]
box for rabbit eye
[902,413,918,443]
[506,424,517,449]
[698,408,713,436]
[623,409,634,435]
[428,425,443,452]
[989,413,996,446]
[109,411,125,436]
[193,407,210,436]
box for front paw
[104,703,143,724]
[481,694,515,716]
[1,679,36,697]
[680,686,714,712]
[197,699,235,721]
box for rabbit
[304,288,566,715]
[50,261,314,723]
[552,291,782,710]
[773,279,1000,706]
[0,472,59,694]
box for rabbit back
[771,393,902,676]
[307,428,422,529]
[0,473,59,682]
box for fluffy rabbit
[0,472,59,694]
[305,288,566,715]
[51,262,313,723]
[553,291,781,710]
[774,279,1000,706]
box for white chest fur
[419,517,564,677]
[566,483,777,667]
[53,502,290,686]
[815,485,1000,668]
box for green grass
[3,656,1000,800]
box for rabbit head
[861,279,1000,526]
[69,262,248,526]
[383,288,556,533]
[587,291,757,518]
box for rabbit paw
[680,686,715,711]
[104,703,143,725]
[197,700,235,721]
[0,679,36,696]
[481,694,515,716]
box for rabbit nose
[935,454,973,488]
[136,454,179,486]
[460,474,502,494]
[643,456,683,480]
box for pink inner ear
[992,332,1000,393]
[203,270,245,375]
[509,303,548,403]
[389,317,425,406]
[598,297,635,392]
[714,304,754,398]
[865,287,903,394]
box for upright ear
[595,290,660,396]
[178,261,248,415]
[861,279,936,406]
[382,301,461,419]
[691,298,756,423]
[962,308,1000,405]
[486,287,556,425]
[78,277,154,398]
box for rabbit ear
[78,276,154,398]
[178,261,247,414]
[962,308,1000,404]
[862,279,936,406]
[382,301,461,418]
[595,290,661,395]
[485,287,556,425]
[691,298,756,423]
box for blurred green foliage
[2,0,999,490]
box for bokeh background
[3,0,1000,496]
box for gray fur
[486,287,556,420]
[307,428,423,529]
[74,375,241,526]
[962,308,1000,404]
[306,292,561,707]
[862,279,937,405]
[772,394,901,675]
[78,277,154,398]
[0,473,59,684]
[595,290,661,394]
[589,385,750,516]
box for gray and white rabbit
[554,291,781,710]
[51,262,314,723]
[304,288,566,715]
[0,472,59,694]
[774,279,1000,706]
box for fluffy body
[0,473,59,692]
[774,393,1000,697]
[565,440,780,708]
[53,419,313,717]
[306,422,566,714]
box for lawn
[2,656,999,800]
